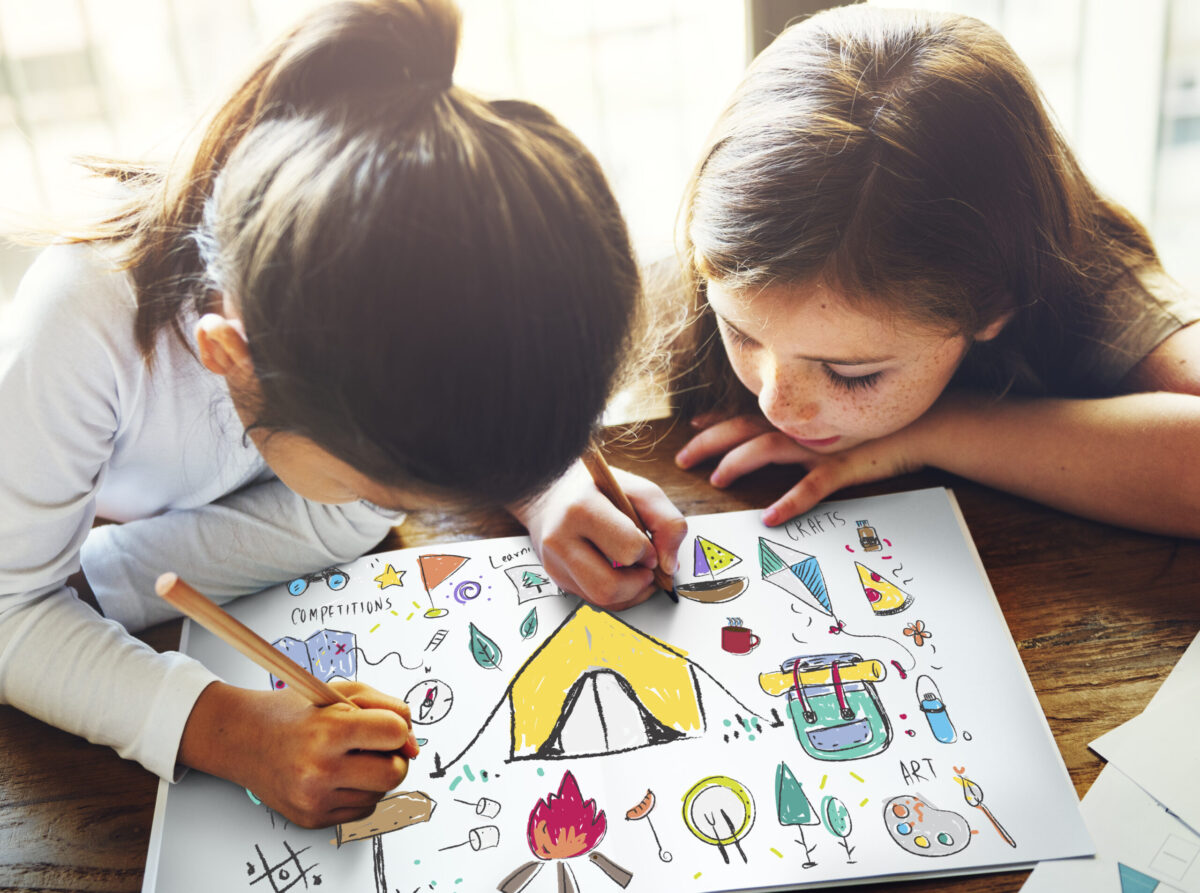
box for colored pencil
[155,572,419,758]
[581,446,678,601]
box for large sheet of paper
[1023,629,1200,892]
[144,487,1090,892]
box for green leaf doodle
[468,622,502,670]
[519,607,538,640]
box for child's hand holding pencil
[511,447,688,611]
[161,573,419,829]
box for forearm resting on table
[922,391,1200,537]
[178,681,270,785]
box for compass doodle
[245,841,322,891]
[404,678,455,725]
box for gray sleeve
[83,479,402,631]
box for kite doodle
[759,538,835,619]
[677,535,749,603]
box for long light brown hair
[59,0,643,508]
[677,4,1163,413]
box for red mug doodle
[721,624,760,655]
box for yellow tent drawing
[510,604,704,759]
[431,604,757,777]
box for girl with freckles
[661,5,1200,536]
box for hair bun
[373,0,460,87]
[262,0,461,110]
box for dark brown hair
[68,0,642,507]
[677,5,1162,412]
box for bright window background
[0,0,745,305]
[871,0,1200,298]
[1,0,1196,417]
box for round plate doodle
[681,775,755,846]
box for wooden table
[2,418,1197,892]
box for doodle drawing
[855,562,913,615]
[916,675,956,743]
[759,538,834,618]
[505,564,562,602]
[372,563,404,590]
[682,775,755,865]
[775,761,820,868]
[417,553,469,618]
[520,607,539,640]
[955,774,1016,848]
[286,566,348,597]
[404,679,454,725]
[499,771,633,892]
[821,796,856,863]
[883,794,971,857]
[677,535,749,604]
[244,841,321,893]
[269,629,355,690]
[468,623,503,670]
[855,521,882,552]
[759,653,892,761]
[625,789,672,862]
[434,604,766,777]
[720,618,761,655]
[903,620,932,647]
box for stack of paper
[1022,632,1200,892]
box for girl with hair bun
[670,5,1200,537]
[0,0,684,829]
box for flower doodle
[903,619,932,647]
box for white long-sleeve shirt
[0,242,399,780]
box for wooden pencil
[154,572,419,757]
[581,445,678,600]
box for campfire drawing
[498,771,633,893]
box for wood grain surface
[2,418,1197,892]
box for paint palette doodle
[883,794,971,857]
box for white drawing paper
[1090,632,1200,837]
[143,487,1091,892]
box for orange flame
[526,771,607,860]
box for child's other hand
[512,460,687,611]
[676,412,921,525]
[180,680,416,829]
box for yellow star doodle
[373,563,405,589]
